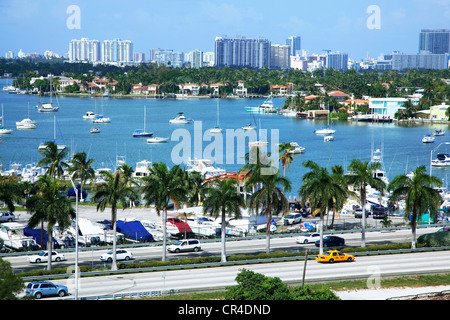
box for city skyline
[1,0,450,61]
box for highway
[4,226,439,272]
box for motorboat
[248,141,269,147]
[242,124,256,130]
[432,153,450,167]
[147,136,169,143]
[245,97,278,113]
[209,126,223,133]
[16,118,37,129]
[324,135,334,142]
[83,111,98,120]
[169,112,192,124]
[314,126,336,135]
[132,159,152,178]
[186,158,226,179]
[288,142,305,154]
[93,115,111,123]
[133,105,153,137]
[90,127,100,134]
[422,134,435,143]
[0,222,39,251]
[433,129,445,136]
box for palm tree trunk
[266,208,272,254]
[361,191,366,247]
[411,209,417,249]
[162,209,167,261]
[47,227,53,271]
[319,212,324,254]
[221,209,227,263]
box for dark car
[372,206,388,219]
[315,235,345,247]
[25,281,68,299]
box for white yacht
[133,159,152,178]
[93,115,111,123]
[422,134,435,143]
[186,158,226,179]
[242,124,256,130]
[432,153,450,167]
[147,136,169,143]
[248,141,269,147]
[37,74,59,112]
[0,105,12,134]
[169,112,192,124]
[314,126,336,135]
[16,103,37,129]
[324,135,334,142]
[288,142,305,154]
[83,111,98,120]
[433,129,445,136]
[0,222,39,251]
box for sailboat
[248,119,268,147]
[314,104,335,135]
[16,103,37,129]
[210,100,223,133]
[93,98,111,123]
[0,105,13,134]
[37,75,59,112]
[38,115,66,151]
[133,105,153,137]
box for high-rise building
[149,49,184,68]
[5,51,14,59]
[419,29,450,54]
[270,45,290,70]
[286,36,301,56]
[191,50,203,68]
[134,52,146,63]
[69,38,100,62]
[327,51,348,71]
[102,39,133,63]
[214,36,271,69]
[391,51,450,70]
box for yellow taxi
[315,250,355,263]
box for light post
[68,173,79,300]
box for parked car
[100,249,133,262]
[315,235,345,247]
[0,211,15,222]
[296,233,320,244]
[25,281,68,299]
[315,250,355,263]
[372,206,388,219]
[438,226,450,232]
[283,213,302,225]
[28,251,66,263]
[167,239,201,253]
[353,205,368,218]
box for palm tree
[298,161,347,254]
[67,152,95,202]
[346,159,386,247]
[387,166,442,248]
[142,163,187,261]
[248,169,291,253]
[278,142,294,177]
[186,171,207,206]
[26,176,75,270]
[328,165,352,229]
[37,142,69,180]
[202,179,245,262]
[117,163,139,206]
[0,176,23,212]
[92,170,137,270]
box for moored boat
[432,153,450,167]
[147,136,169,143]
[422,134,435,143]
[169,112,192,124]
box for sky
[1,0,450,60]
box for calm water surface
[1,78,449,198]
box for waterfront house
[430,103,449,120]
[87,78,118,94]
[210,83,225,95]
[327,90,350,103]
[270,85,288,96]
[132,83,160,95]
[179,83,200,95]
[233,81,248,96]
[369,97,407,119]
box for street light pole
[68,173,79,300]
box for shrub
[291,285,340,300]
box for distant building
[5,51,14,59]
[69,38,100,63]
[102,39,133,63]
[419,29,450,54]
[214,36,271,69]
[391,51,450,70]
[369,98,407,119]
[286,36,301,56]
[270,44,290,70]
[150,48,184,68]
[430,103,449,120]
[327,52,348,71]
[191,50,203,68]
[203,52,215,67]
[134,52,146,63]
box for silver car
[0,211,15,223]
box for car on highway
[315,250,355,263]
[28,251,66,263]
[25,281,69,299]
[315,235,345,247]
[438,226,450,232]
[100,249,133,262]
[167,239,201,253]
[0,211,15,222]
[296,233,320,244]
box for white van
[167,239,201,253]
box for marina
[0,78,449,200]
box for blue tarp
[24,228,59,247]
[116,220,154,242]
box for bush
[291,285,340,300]
[418,231,450,247]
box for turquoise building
[369,98,407,119]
